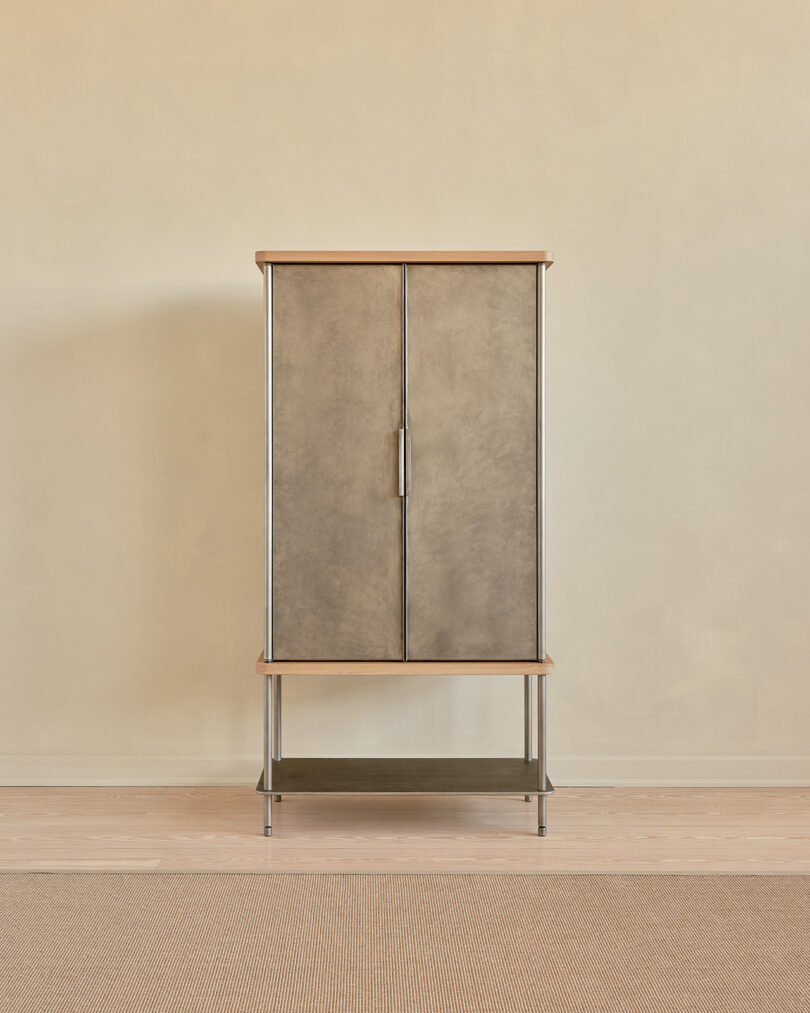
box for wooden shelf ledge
[255,250,553,268]
[255,655,555,676]
[256,759,555,795]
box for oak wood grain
[1,788,807,873]
[255,654,555,675]
[256,251,554,268]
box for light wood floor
[1,787,808,872]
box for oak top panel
[255,251,554,268]
[255,654,555,676]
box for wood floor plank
[0,787,807,873]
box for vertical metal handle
[398,428,411,497]
[398,428,406,497]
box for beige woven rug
[2,873,808,1012]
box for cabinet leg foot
[524,794,533,802]
[537,674,548,837]
[263,794,272,837]
[537,792,547,837]
[273,794,282,802]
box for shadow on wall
[3,296,522,765]
[4,298,264,758]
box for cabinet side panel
[273,265,402,660]
[407,264,537,660]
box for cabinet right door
[406,264,538,661]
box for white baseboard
[1,754,809,787]
[0,754,258,786]
[551,754,810,786]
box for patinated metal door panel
[406,265,537,660]
[272,265,403,659]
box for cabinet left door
[271,264,403,660]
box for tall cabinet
[255,252,555,836]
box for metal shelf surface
[256,758,554,796]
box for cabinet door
[273,265,403,660]
[406,264,537,660]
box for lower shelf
[256,758,554,796]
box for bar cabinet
[254,251,555,836]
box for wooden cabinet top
[255,250,554,269]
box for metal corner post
[272,674,282,803]
[537,672,547,835]
[537,262,548,835]
[537,262,546,663]
[263,673,273,835]
[264,263,274,664]
[401,263,409,661]
[263,262,274,836]
[523,674,533,803]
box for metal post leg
[263,673,273,836]
[273,674,282,802]
[263,263,275,837]
[523,674,533,802]
[263,792,272,835]
[537,673,547,836]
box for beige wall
[2,0,809,785]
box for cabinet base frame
[255,762,554,796]
[257,664,553,837]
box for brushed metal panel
[273,265,402,659]
[407,264,537,660]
